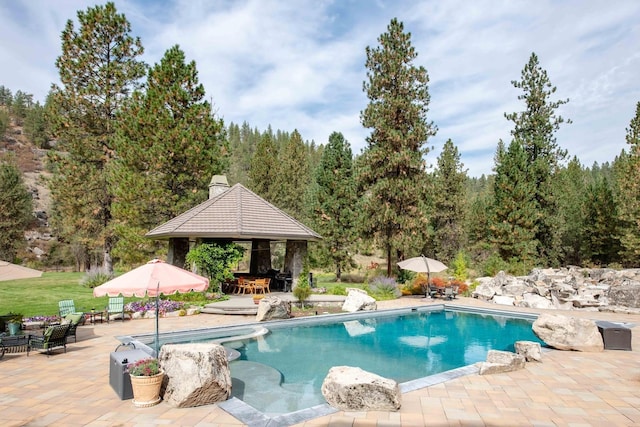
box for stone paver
[1,296,638,426]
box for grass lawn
[0,271,373,318]
[0,272,145,317]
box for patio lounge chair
[106,296,126,322]
[59,299,80,317]
[28,324,71,356]
[61,312,84,343]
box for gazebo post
[284,240,307,289]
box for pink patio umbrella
[93,259,209,355]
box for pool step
[201,306,257,315]
[230,360,325,415]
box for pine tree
[431,139,467,263]
[110,45,227,266]
[24,101,50,148]
[505,52,570,265]
[358,18,436,276]
[249,130,279,201]
[271,130,310,217]
[582,176,620,265]
[0,156,33,262]
[616,102,640,263]
[306,132,358,280]
[555,157,587,265]
[490,140,538,266]
[47,2,146,272]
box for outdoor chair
[106,296,126,323]
[253,278,271,294]
[235,277,254,295]
[444,287,454,300]
[28,323,71,356]
[428,285,439,299]
[61,312,84,343]
[58,299,80,317]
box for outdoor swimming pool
[128,305,543,418]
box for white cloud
[1,0,638,177]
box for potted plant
[7,318,22,336]
[127,357,164,407]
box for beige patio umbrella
[397,255,448,297]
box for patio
[1,296,639,426]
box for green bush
[80,268,113,288]
[452,251,469,281]
[481,253,509,276]
[328,284,347,296]
[293,284,312,307]
[185,242,245,293]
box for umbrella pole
[422,255,431,298]
[155,282,160,357]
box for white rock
[532,313,604,352]
[159,343,232,407]
[342,289,377,312]
[321,366,401,411]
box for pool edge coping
[118,303,541,426]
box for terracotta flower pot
[130,370,164,408]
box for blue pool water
[216,307,543,414]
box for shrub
[448,279,469,295]
[430,277,446,288]
[80,268,113,288]
[185,242,245,293]
[328,284,347,296]
[452,251,469,281]
[368,276,401,300]
[410,274,429,295]
[482,253,509,276]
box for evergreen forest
[1,4,639,280]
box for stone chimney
[208,175,230,199]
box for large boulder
[478,350,526,375]
[515,341,543,362]
[159,343,232,407]
[518,293,554,309]
[607,281,640,308]
[256,296,291,321]
[342,289,377,312]
[532,313,604,352]
[493,295,515,306]
[321,366,401,411]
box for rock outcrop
[472,268,640,311]
[321,366,401,411]
[342,288,377,312]
[532,313,604,352]
[159,343,232,407]
[256,296,291,321]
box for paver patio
[1,296,638,426]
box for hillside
[0,116,53,264]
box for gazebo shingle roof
[146,183,321,241]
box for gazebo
[145,176,321,288]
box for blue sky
[1,0,639,177]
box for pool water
[220,308,542,415]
